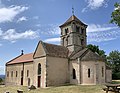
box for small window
[11,71,13,77]
[81,28,84,34]
[65,28,68,35]
[102,66,104,77]
[81,39,84,45]
[7,71,9,77]
[21,70,23,77]
[16,71,17,77]
[76,26,80,33]
[88,68,90,78]
[73,69,76,79]
[27,70,29,77]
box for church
[5,14,112,88]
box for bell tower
[59,14,87,52]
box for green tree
[110,2,120,26]
[107,50,120,79]
[87,44,106,57]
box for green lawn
[0,85,105,93]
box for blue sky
[0,0,120,74]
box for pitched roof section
[70,48,105,61]
[6,53,33,65]
[81,50,105,61]
[70,48,88,60]
[33,41,69,58]
[60,15,87,27]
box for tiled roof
[70,48,88,60]
[70,48,105,61]
[42,42,69,58]
[60,15,87,27]
[6,53,33,65]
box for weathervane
[72,6,74,15]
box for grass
[1,80,120,93]
[111,80,120,84]
[0,85,105,93]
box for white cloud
[87,24,118,32]
[44,37,60,43]
[17,16,27,23]
[87,24,120,42]
[1,29,39,42]
[37,24,60,35]
[82,0,109,12]
[0,5,28,23]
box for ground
[0,85,105,93]
[0,80,120,93]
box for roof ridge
[43,41,68,49]
[79,48,89,59]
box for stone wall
[46,56,69,86]
[5,62,33,86]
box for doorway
[38,76,41,87]
[21,77,23,85]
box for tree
[110,2,120,27]
[107,50,120,79]
[87,44,106,57]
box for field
[0,85,105,93]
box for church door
[38,76,41,87]
[21,77,23,85]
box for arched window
[81,28,84,34]
[88,68,90,78]
[76,26,80,33]
[16,71,17,77]
[21,70,23,77]
[65,28,68,35]
[27,70,29,77]
[73,69,76,79]
[38,63,41,75]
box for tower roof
[60,15,87,27]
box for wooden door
[38,76,41,87]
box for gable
[33,41,47,59]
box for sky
[0,0,120,75]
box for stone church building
[5,14,112,88]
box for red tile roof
[6,53,33,65]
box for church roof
[43,42,69,58]
[6,53,33,65]
[70,48,105,61]
[60,15,87,27]
[33,41,69,58]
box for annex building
[5,14,112,88]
